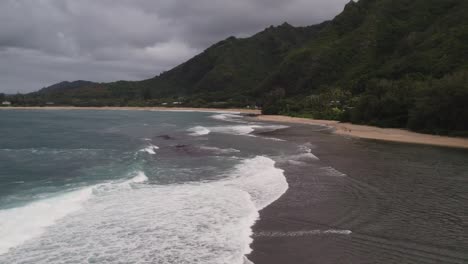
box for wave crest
[0,158,286,264]
[138,144,159,155]
[0,170,149,256]
[188,125,288,137]
[0,187,93,255]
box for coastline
[248,123,468,264]
[0,106,261,114]
[256,115,468,149]
[1,108,467,262]
[4,107,466,149]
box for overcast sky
[0,0,350,93]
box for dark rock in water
[170,144,198,156]
[157,135,174,140]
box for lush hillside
[16,23,325,107]
[137,23,325,104]
[8,0,468,135]
[260,0,468,134]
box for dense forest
[4,0,468,136]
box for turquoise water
[0,110,299,263]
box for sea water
[0,110,307,263]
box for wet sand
[248,124,468,264]
[256,115,468,150]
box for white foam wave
[188,125,288,137]
[0,159,286,264]
[261,137,286,142]
[244,258,254,264]
[283,149,319,164]
[211,113,246,123]
[254,229,352,237]
[129,171,149,183]
[92,171,149,195]
[323,229,353,235]
[188,126,211,136]
[224,156,288,210]
[223,157,288,262]
[0,171,149,256]
[212,125,256,135]
[291,152,319,160]
[275,144,320,166]
[286,160,308,166]
[139,144,159,155]
[0,187,93,255]
[199,146,241,154]
[295,145,319,160]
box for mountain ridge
[6,0,468,135]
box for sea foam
[0,171,148,256]
[188,126,211,136]
[0,158,287,264]
[224,156,288,210]
[139,144,159,155]
[130,171,149,183]
[0,187,93,255]
[254,229,352,237]
[291,144,319,161]
[188,125,288,137]
[210,113,246,123]
[199,146,241,154]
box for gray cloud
[0,0,349,93]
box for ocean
[1,109,467,264]
[0,110,298,263]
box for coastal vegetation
[5,0,468,136]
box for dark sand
[248,124,468,264]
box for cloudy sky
[0,0,349,93]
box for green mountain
[11,0,468,135]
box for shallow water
[249,125,468,264]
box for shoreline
[256,115,468,149]
[0,106,261,114]
[4,107,466,149]
[248,123,468,263]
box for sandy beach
[256,115,468,149]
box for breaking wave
[0,171,148,256]
[138,144,159,155]
[0,158,287,264]
[188,126,212,136]
[210,113,246,123]
[188,125,288,137]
